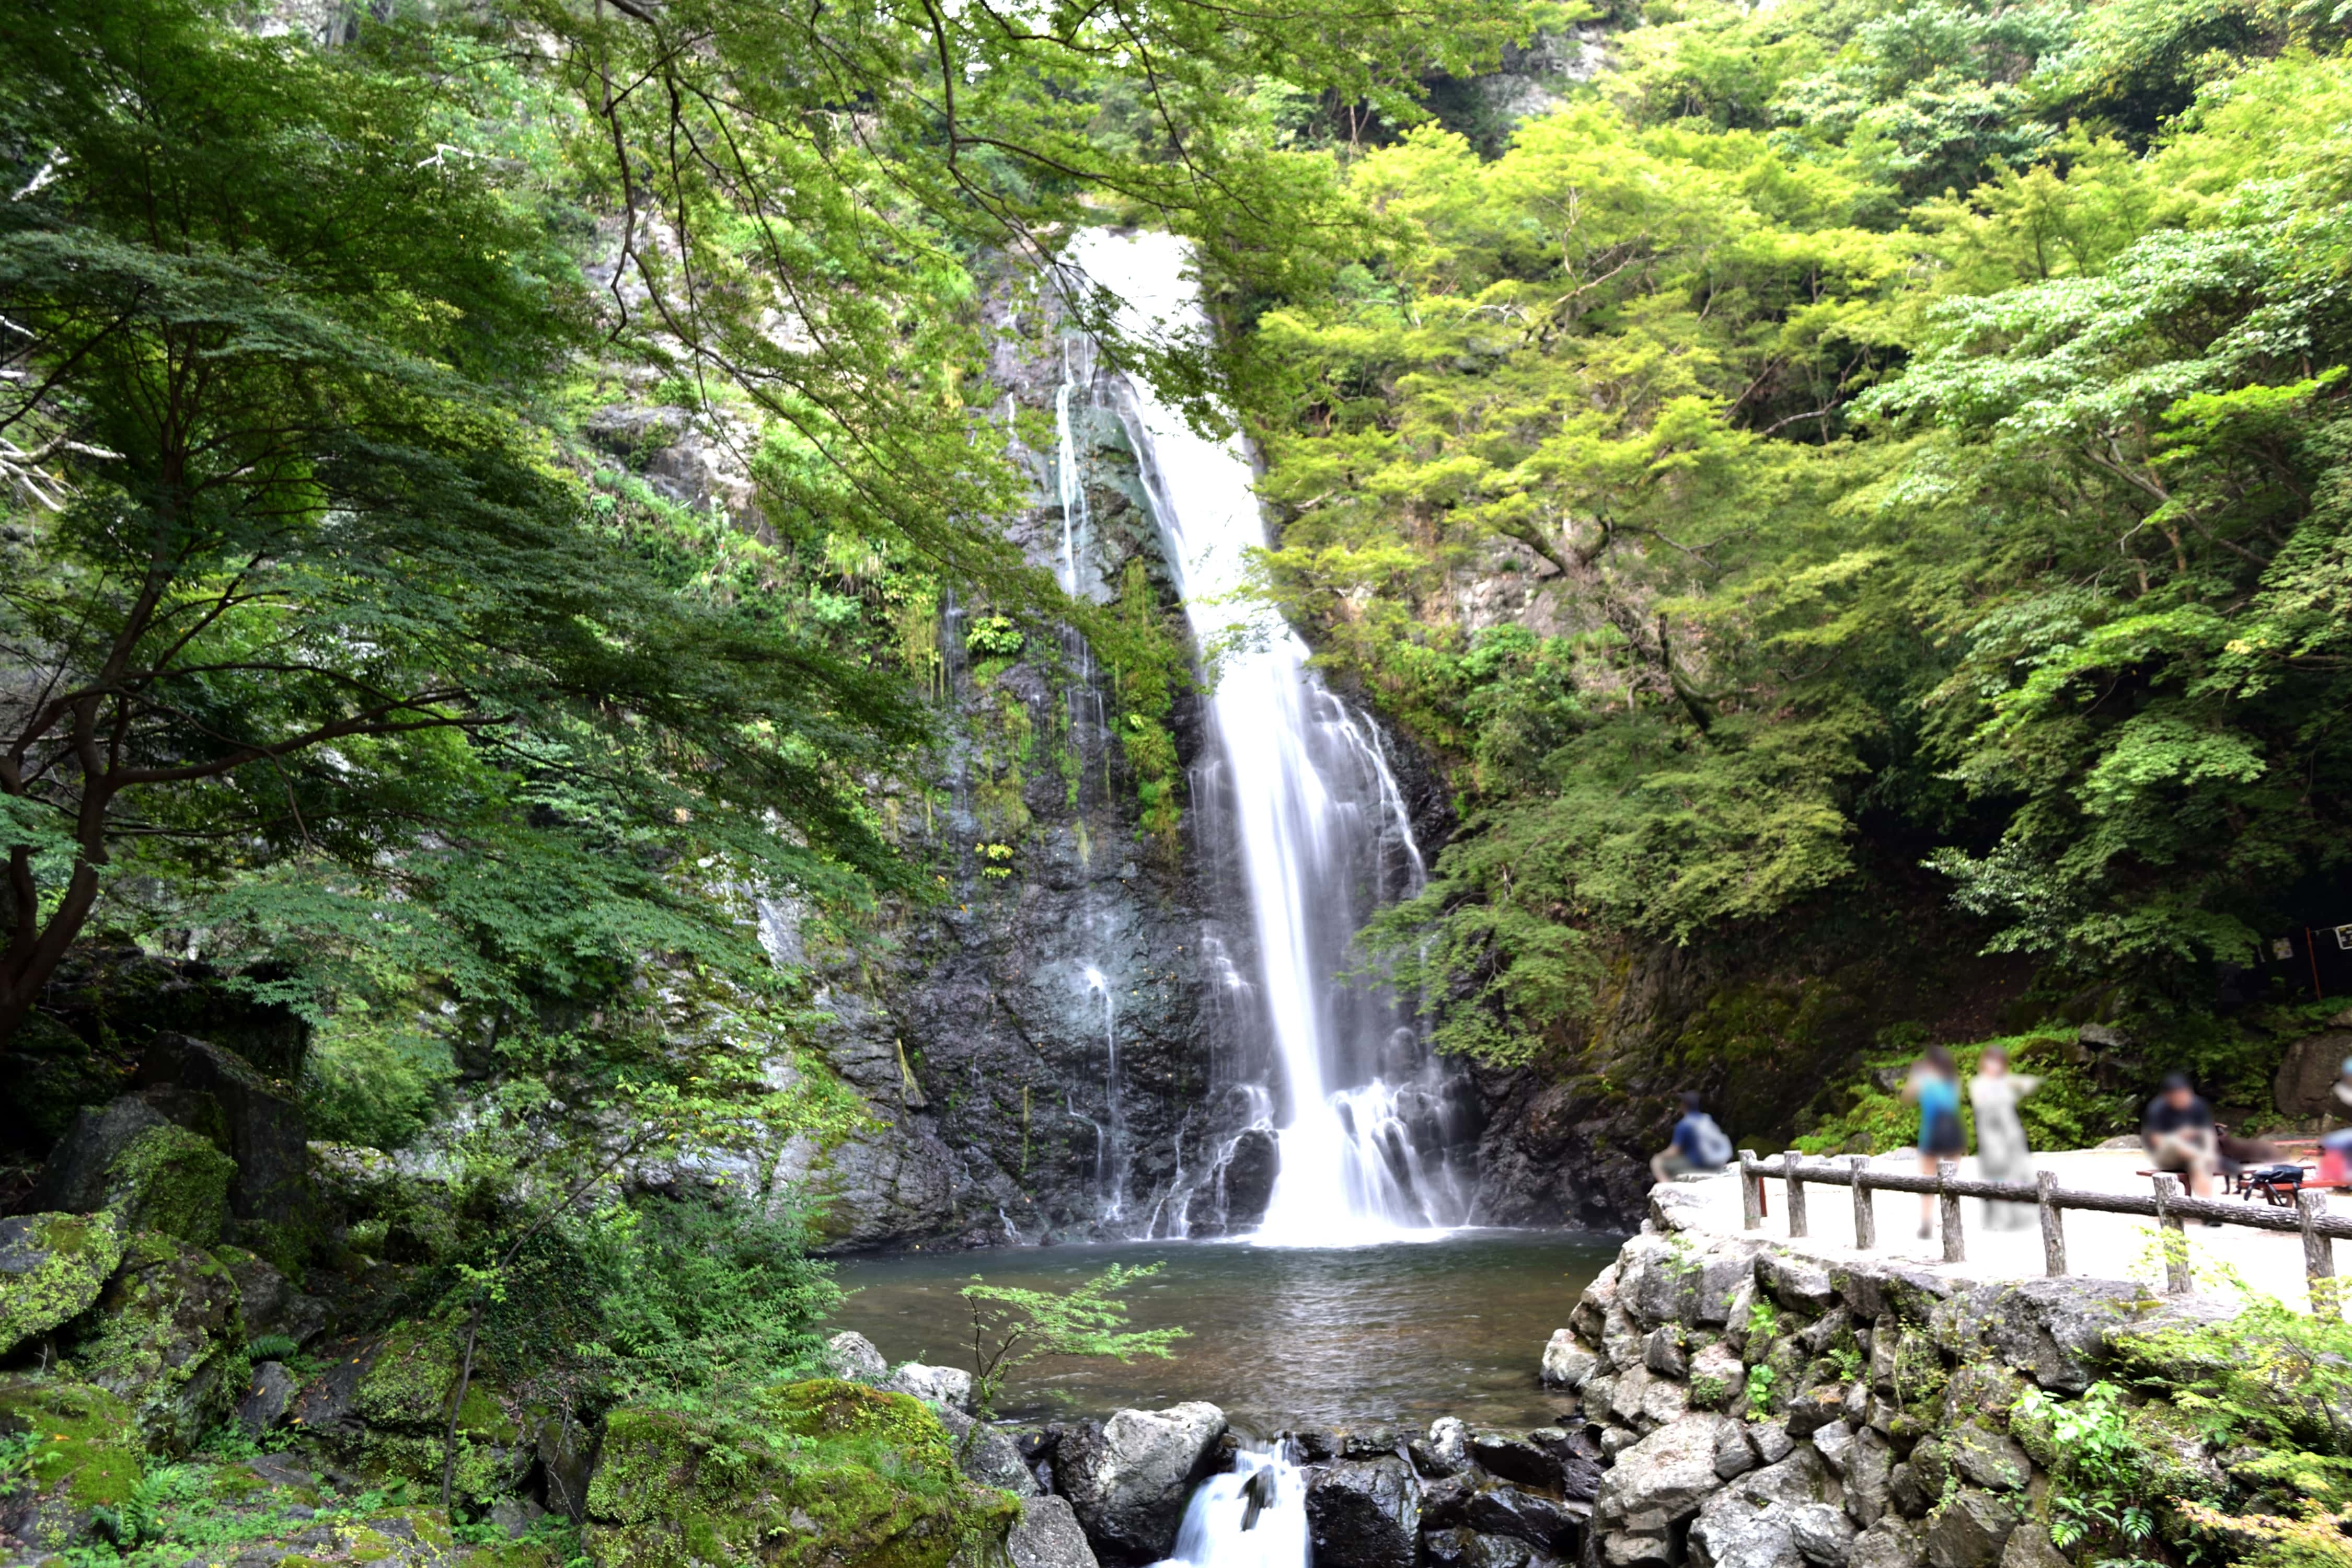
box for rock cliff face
[775,282,1281,1249]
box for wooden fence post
[1782,1151,1808,1239]
[1740,1150,1762,1230]
[1938,1160,1965,1263]
[2037,1170,2067,1278]
[2300,1189,2336,1317]
[2153,1174,2193,1295]
[1849,1156,1875,1251]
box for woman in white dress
[1969,1047,2042,1230]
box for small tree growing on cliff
[960,1263,1185,1419]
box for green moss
[103,1123,236,1247]
[583,1379,1019,1568]
[0,1210,126,1357]
[0,1376,144,1508]
[67,1231,249,1455]
[355,1319,461,1431]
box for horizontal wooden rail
[1734,1148,2343,1312]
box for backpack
[1689,1113,1734,1169]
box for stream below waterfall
[828,1230,1615,1431]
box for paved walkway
[1662,1146,2335,1312]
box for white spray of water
[1151,1444,1309,1568]
[1061,228,1465,1247]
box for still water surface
[827,1230,1618,1433]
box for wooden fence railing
[1735,1148,2347,1305]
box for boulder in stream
[1306,1456,1421,1568]
[1053,1402,1228,1564]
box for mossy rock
[333,1318,526,1504]
[63,1229,249,1456]
[103,1122,236,1247]
[354,1318,462,1431]
[0,1210,125,1357]
[584,1378,1020,1568]
[0,1375,145,1552]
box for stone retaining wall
[1537,1191,2234,1568]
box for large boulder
[827,1330,890,1381]
[27,1088,221,1214]
[0,1212,124,1357]
[340,1318,529,1508]
[1594,1414,1732,1528]
[1932,1279,2164,1394]
[584,1380,1020,1568]
[1458,1485,1582,1554]
[2274,1029,2352,1119]
[1306,1456,1421,1568]
[886,1362,975,1412]
[1542,1329,1599,1390]
[137,1033,316,1242]
[0,1377,144,1555]
[1690,1448,1846,1568]
[937,1404,1042,1496]
[1052,1402,1228,1564]
[64,1230,248,1455]
[102,1124,237,1246]
[1924,1490,2017,1568]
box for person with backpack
[1652,1092,1733,1182]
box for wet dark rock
[1469,1431,1562,1490]
[136,1034,316,1238]
[533,1411,597,1520]
[1460,1485,1582,1554]
[1196,1130,1279,1232]
[1341,1426,1401,1460]
[1306,1456,1421,1568]
[1425,1528,1550,1568]
[236,1362,296,1436]
[1294,1427,1341,1464]
[1528,1426,1606,1501]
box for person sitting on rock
[2143,1074,2219,1198]
[1651,1092,1732,1182]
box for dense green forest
[1244,0,2352,1074]
[8,1,2352,1567]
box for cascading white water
[1062,229,1470,1247]
[1152,1443,1309,1568]
[1084,964,1127,1222]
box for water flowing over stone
[1060,228,1473,1245]
[1154,1442,1310,1568]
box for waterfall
[1085,965,1128,1223]
[1153,1443,1309,1568]
[1061,229,1471,1247]
[1054,335,1096,596]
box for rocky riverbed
[854,1190,2312,1568]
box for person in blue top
[1651,1092,1733,1182]
[1903,1045,1965,1240]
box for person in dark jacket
[2143,1074,2218,1197]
